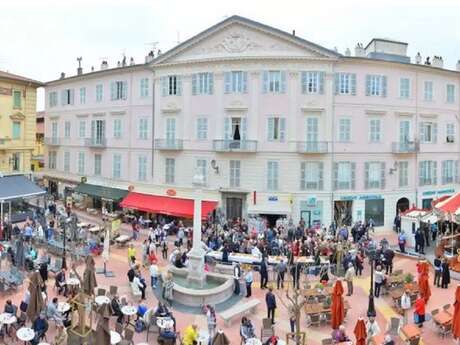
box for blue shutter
[224,118,231,140]
[365,75,371,96]
[208,73,214,94]
[242,72,248,93]
[418,162,424,186]
[280,71,286,93]
[442,161,447,184]
[241,118,247,140]
[419,122,425,143]
[300,162,305,190]
[318,162,324,190]
[381,76,387,97]
[122,81,128,100]
[267,118,274,141]
[69,89,75,105]
[61,90,66,105]
[176,76,182,96]
[351,162,356,189]
[262,71,269,93]
[224,72,231,94]
[380,162,386,189]
[161,77,167,96]
[433,161,437,185]
[192,74,197,95]
[365,162,370,189]
[279,118,286,142]
[334,73,340,95]
[350,74,357,95]
[319,72,325,94]
[333,162,338,189]
[455,160,459,183]
[110,82,116,100]
[432,123,438,143]
[301,72,307,94]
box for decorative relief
[219,32,262,53]
[162,103,181,114]
[225,99,248,111]
[10,112,25,120]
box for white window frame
[301,71,324,94]
[447,84,455,103]
[64,152,70,172]
[138,118,149,140]
[64,121,71,138]
[48,151,57,169]
[49,92,58,107]
[229,160,241,188]
[224,71,247,94]
[196,159,208,184]
[140,78,149,98]
[369,118,381,143]
[399,78,410,99]
[447,123,455,143]
[138,155,147,181]
[113,119,122,139]
[165,158,175,184]
[112,154,121,179]
[300,161,323,190]
[94,154,102,176]
[419,160,437,186]
[267,117,286,142]
[338,118,351,142]
[442,160,455,184]
[77,152,85,175]
[192,73,213,95]
[420,121,437,144]
[424,81,433,101]
[196,118,208,140]
[79,120,86,138]
[398,161,409,187]
[96,84,103,102]
[267,160,279,191]
[80,87,86,104]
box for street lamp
[366,244,376,318]
[59,214,72,270]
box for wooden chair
[110,285,118,296]
[388,317,400,336]
[97,288,106,296]
[408,337,420,345]
[261,318,274,342]
[321,339,333,345]
[309,313,320,327]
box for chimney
[292,29,295,36]
[432,56,443,68]
[130,57,135,66]
[122,56,127,67]
[415,52,422,64]
[145,50,155,63]
[345,48,351,56]
[60,72,65,79]
[76,57,83,75]
[101,61,108,70]
[456,60,460,71]
[354,43,365,57]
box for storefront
[299,196,323,227]
[73,183,128,212]
[421,188,456,209]
[334,194,384,226]
[246,193,292,227]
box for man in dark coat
[265,287,277,324]
[260,257,268,289]
[414,228,425,254]
[441,258,450,288]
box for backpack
[135,319,145,333]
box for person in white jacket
[400,290,412,325]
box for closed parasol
[331,280,345,329]
[26,271,45,320]
[95,302,112,345]
[354,317,367,345]
[82,255,97,296]
[452,285,460,339]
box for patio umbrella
[26,271,44,320]
[452,285,460,339]
[82,255,97,296]
[353,317,367,345]
[331,280,345,329]
[95,303,111,345]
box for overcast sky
[1,0,459,110]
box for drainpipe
[151,72,155,180]
[330,63,336,228]
[414,71,419,208]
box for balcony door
[399,120,410,143]
[306,117,319,151]
[91,120,105,144]
[166,118,176,144]
[224,117,247,149]
[51,122,58,138]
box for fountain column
[187,172,206,288]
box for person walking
[441,258,450,288]
[414,295,426,328]
[245,269,253,298]
[206,305,217,340]
[400,290,411,325]
[233,263,242,295]
[276,258,287,289]
[344,262,355,296]
[374,266,385,298]
[398,231,406,253]
[433,255,442,287]
[384,248,394,275]
[265,287,277,324]
[149,262,159,290]
[260,257,268,289]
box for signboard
[422,188,455,197]
[268,195,278,202]
[166,189,176,196]
[338,194,383,201]
[306,196,317,207]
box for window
[94,154,102,176]
[91,120,105,143]
[79,120,86,138]
[442,160,455,184]
[77,152,85,175]
[138,155,147,181]
[48,151,57,169]
[192,73,213,95]
[334,162,355,190]
[224,71,248,93]
[165,158,175,184]
[229,160,241,188]
[335,73,356,95]
[13,90,21,108]
[165,118,176,141]
[267,117,286,142]
[306,117,319,142]
[113,119,122,139]
[161,75,182,96]
[398,161,409,187]
[224,117,247,141]
[338,118,351,142]
[96,84,103,102]
[138,118,148,140]
[267,161,279,191]
[369,119,381,143]
[424,81,433,101]
[12,121,21,139]
[113,154,121,179]
[140,78,149,97]
[51,121,58,138]
[263,71,286,93]
[196,159,207,184]
[61,89,74,105]
[64,152,70,172]
[196,118,208,140]
[419,160,437,186]
[447,84,455,103]
[300,162,323,190]
[111,81,128,100]
[419,121,437,143]
[365,162,385,189]
[399,120,411,143]
[301,71,324,94]
[64,121,71,138]
[366,75,387,97]
[11,153,20,171]
[400,78,410,98]
[447,123,455,143]
[49,92,58,107]
[80,87,86,104]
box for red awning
[119,192,218,219]
[435,192,460,213]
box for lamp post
[367,245,376,318]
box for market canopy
[434,192,460,214]
[74,183,128,201]
[120,192,218,219]
[0,175,45,201]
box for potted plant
[404,273,414,289]
[315,283,323,292]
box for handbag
[20,301,28,312]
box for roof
[0,70,43,86]
[74,183,128,201]
[152,15,341,65]
[0,175,45,201]
[364,38,408,50]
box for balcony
[296,141,328,154]
[155,139,184,150]
[44,137,61,146]
[85,137,107,148]
[391,141,418,153]
[213,140,257,153]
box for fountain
[165,171,234,307]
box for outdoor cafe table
[95,295,111,305]
[122,305,137,325]
[390,286,419,301]
[0,312,17,325]
[110,331,121,345]
[400,324,421,341]
[156,317,174,329]
[433,311,452,326]
[16,327,35,344]
[245,338,262,345]
[57,302,70,313]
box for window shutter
[224,72,231,94]
[365,75,371,96]
[301,72,307,94]
[442,161,447,184]
[280,71,287,93]
[364,162,370,189]
[351,162,356,189]
[380,162,386,189]
[334,73,340,95]
[267,118,274,141]
[69,89,75,104]
[110,82,116,100]
[91,120,95,139]
[318,162,324,190]
[419,122,425,143]
[122,81,128,100]
[333,162,338,189]
[433,161,437,185]
[319,72,325,94]
[432,123,438,143]
[224,118,231,140]
[161,77,167,96]
[279,118,286,142]
[176,76,182,96]
[418,162,424,186]
[262,71,269,93]
[61,90,66,105]
[208,73,214,94]
[350,74,357,95]
[241,118,247,140]
[300,162,305,190]
[381,76,387,97]
[192,74,197,95]
[456,160,459,183]
[242,72,248,93]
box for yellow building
[0,71,43,174]
[31,111,45,172]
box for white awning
[421,213,438,223]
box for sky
[0,0,459,110]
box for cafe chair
[110,285,118,296]
[309,313,321,327]
[119,327,134,345]
[440,323,452,338]
[388,317,401,336]
[443,304,451,311]
[321,338,333,345]
[115,322,124,337]
[97,288,106,296]
[407,337,420,345]
[260,318,274,342]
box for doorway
[300,210,311,228]
[226,197,243,221]
[334,201,352,226]
[365,199,385,226]
[396,197,409,214]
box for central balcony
[155,139,184,150]
[213,140,257,153]
[391,141,418,153]
[85,137,107,148]
[296,141,328,154]
[44,137,61,146]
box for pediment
[154,16,339,65]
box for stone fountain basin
[166,266,234,307]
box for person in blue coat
[265,287,277,324]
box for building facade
[0,71,42,175]
[31,111,45,172]
[44,16,460,228]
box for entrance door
[226,197,242,221]
[300,210,311,228]
[334,201,352,226]
[396,197,409,214]
[365,199,385,226]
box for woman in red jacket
[414,294,426,327]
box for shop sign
[339,194,383,201]
[422,188,455,196]
[268,195,278,202]
[166,189,176,196]
[306,196,317,207]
